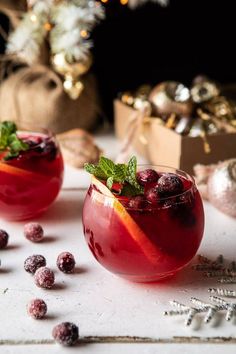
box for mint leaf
[125,156,144,194]
[127,156,137,179]
[0,121,17,149]
[120,183,143,197]
[99,156,116,176]
[106,176,114,190]
[0,121,29,160]
[84,163,107,179]
[84,155,144,196]
[8,134,29,152]
[114,163,127,182]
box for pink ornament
[207,159,236,218]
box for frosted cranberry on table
[52,322,79,346]
[24,223,44,242]
[57,252,76,274]
[27,298,47,319]
[34,267,55,289]
[24,255,46,274]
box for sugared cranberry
[52,322,79,346]
[57,252,76,274]
[24,223,44,243]
[38,140,57,161]
[0,229,9,249]
[127,195,147,209]
[34,267,55,289]
[136,169,159,186]
[27,298,47,319]
[157,174,184,197]
[145,187,160,205]
[24,255,46,274]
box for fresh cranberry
[52,322,79,346]
[57,252,76,274]
[24,255,46,274]
[38,140,57,161]
[145,187,160,205]
[136,169,159,186]
[27,298,47,319]
[0,229,9,249]
[157,174,184,197]
[34,267,55,289]
[127,195,147,209]
[24,223,44,243]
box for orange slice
[91,176,162,264]
[0,162,47,183]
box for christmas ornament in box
[114,79,236,174]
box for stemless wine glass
[82,165,204,282]
[0,124,64,220]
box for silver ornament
[207,159,236,217]
[149,81,193,117]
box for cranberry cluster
[1,223,78,346]
[127,169,185,209]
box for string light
[80,29,89,38]
[30,13,37,22]
[99,0,129,5]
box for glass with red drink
[0,123,64,220]
[83,162,204,282]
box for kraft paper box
[114,99,236,174]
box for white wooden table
[1,133,236,354]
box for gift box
[114,99,236,174]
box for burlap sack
[0,65,101,133]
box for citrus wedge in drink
[91,176,163,264]
[0,161,47,183]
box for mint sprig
[84,156,144,196]
[0,121,29,160]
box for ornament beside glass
[194,159,236,218]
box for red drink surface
[0,132,64,220]
[82,171,204,282]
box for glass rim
[16,126,54,150]
[90,164,196,205]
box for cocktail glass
[82,165,204,282]
[0,125,64,220]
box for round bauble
[207,159,236,218]
[149,81,193,117]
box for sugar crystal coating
[27,298,47,319]
[24,255,46,274]
[127,195,147,209]
[136,169,159,186]
[34,266,55,289]
[24,223,44,243]
[145,187,160,205]
[157,174,184,197]
[52,322,79,346]
[57,252,76,274]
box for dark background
[1,0,236,120]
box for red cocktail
[0,125,64,220]
[83,164,204,282]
